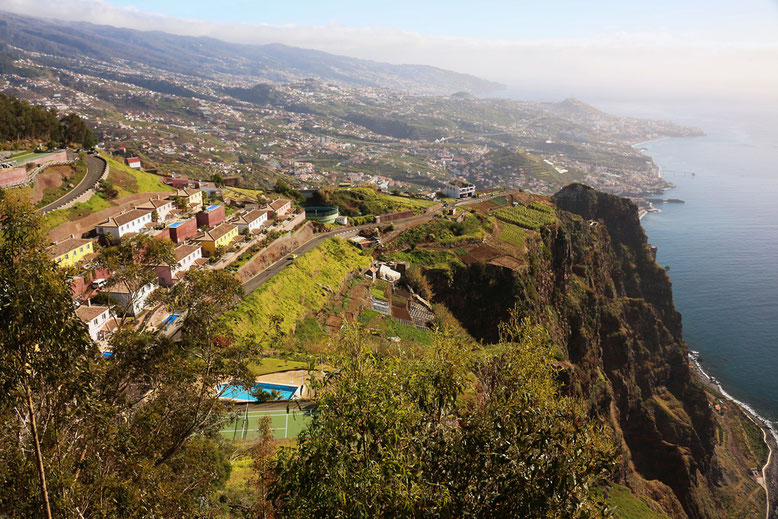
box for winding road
[242,209,438,295]
[39,153,107,214]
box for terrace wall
[0,167,27,187]
[375,210,414,223]
[236,223,313,282]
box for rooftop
[76,305,110,322]
[138,198,171,210]
[175,188,201,197]
[268,198,291,211]
[199,223,237,242]
[174,243,202,262]
[237,209,269,224]
[47,237,92,259]
[98,208,152,227]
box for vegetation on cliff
[419,183,766,518]
[0,182,767,517]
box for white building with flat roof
[443,179,475,199]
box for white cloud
[2,0,777,102]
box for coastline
[691,353,777,516]
[635,136,776,515]
[630,136,671,148]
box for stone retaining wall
[47,190,172,242]
[236,223,314,282]
[0,154,73,189]
[46,159,110,213]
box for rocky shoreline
[691,355,778,517]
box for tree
[211,173,224,186]
[252,417,277,519]
[270,317,615,517]
[60,113,88,147]
[0,193,248,517]
[173,195,189,211]
[96,179,118,199]
[94,234,175,322]
[0,191,95,518]
[152,269,252,462]
[82,128,97,149]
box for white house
[155,244,203,287]
[234,209,269,234]
[443,179,475,199]
[267,198,292,217]
[138,196,174,222]
[103,281,157,316]
[96,209,153,239]
[75,304,117,342]
[378,264,401,282]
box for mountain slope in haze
[0,11,501,95]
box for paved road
[242,210,437,296]
[39,154,107,214]
[170,193,501,340]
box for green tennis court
[221,407,313,441]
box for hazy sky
[3,0,778,102]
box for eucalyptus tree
[0,191,94,518]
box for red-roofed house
[234,209,269,234]
[126,157,142,169]
[138,196,174,222]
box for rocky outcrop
[429,184,724,518]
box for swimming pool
[162,314,180,326]
[218,382,299,401]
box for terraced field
[493,202,556,230]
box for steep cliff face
[429,184,724,518]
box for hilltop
[0,11,501,96]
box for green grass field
[40,193,114,231]
[382,193,436,209]
[247,358,310,377]
[390,249,464,269]
[102,153,173,195]
[224,238,371,345]
[603,485,669,519]
[224,186,265,199]
[221,408,312,441]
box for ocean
[596,99,778,430]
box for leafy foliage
[493,202,557,230]
[311,186,431,218]
[391,213,491,249]
[0,195,252,517]
[270,317,616,517]
[0,95,95,147]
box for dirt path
[693,360,778,517]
